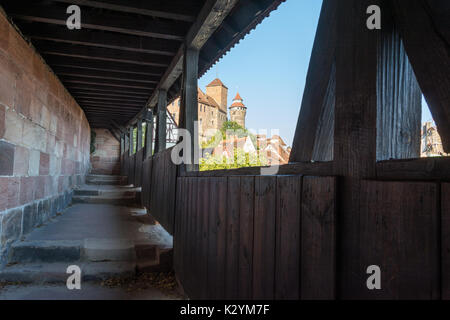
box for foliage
[199,148,268,171]
[201,121,255,149]
[131,124,147,154]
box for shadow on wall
[90,129,121,175]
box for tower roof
[206,78,228,89]
[233,92,243,101]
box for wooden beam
[127,0,238,126]
[67,86,150,97]
[376,18,422,160]
[60,76,154,90]
[155,89,167,153]
[334,0,379,299]
[61,78,153,91]
[52,66,159,84]
[145,110,154,159]
[20,24,178,56]
[49,0,196,22]
[70,91,149,100]
[36,41,171,67]
[120,133,125,155]
[129,127,134,156]
[72,95,147,104]
[392,0,450,152]
[137,119,143,151]
[376,157,450,181]
[290,0,338,162]
[76,100,144,108]
[6,3,187,41]
[44,56,164,76]
[180,47,199,171]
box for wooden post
[289,0,338,162]
[129,126,133,156]
[120,133,125,155]
[145,109,154,159]
[137,119,143,151]
[180,47,199,171]
[376,21,421,160]
[333,0,379,298]
[155,89,167,153]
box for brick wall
[0,12,91,265]
[90,128,120,175]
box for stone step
[84,239,137,262]
[72,195,137,206]
[86,175,127,180]
[9,240,83,264]
[73,188,138,198]
[85,175,128,186]
[0,262,135,284]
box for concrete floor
[25,203,172,249]
[0,194,176,299]
[0,283,178,300]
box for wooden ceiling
[1,0,284,129]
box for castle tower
[229,92,247,128]
[206,78,228,114]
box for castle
[167,78,247,141]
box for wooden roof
[0,0,284,129]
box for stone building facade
[0,13,91,265]
[421,121,449,157]
[167,78,245,142]
[229,93,247,128]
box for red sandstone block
[9,30,33,76]
[13,145,29,176]
[45,175,53,197]
[0,177,20,211]
[3,109,24,145]
[39,152,50,175]
[19,176,35,205]
[0,14,10,52]
[29,96,42,125]
[32,54,46,84]
[34,176,46,200]
[14,73,32,119]
[0,69,15,109]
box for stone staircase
[0,174,173,284]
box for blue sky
[199,0,433,146]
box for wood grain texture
[301,176,336,299]
[253,176,277,299]
[275,176,302,299]
[334,0,379,298]
[225,177,241,299]
[442,183,450,299]
[376,22,421,160]
[376,157,450,181]
[290,0,338,162]
[359,180,439,299]
[393,0,450,152]
[238,176,254,299]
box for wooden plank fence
[173,175,337,300]
[120,148,450,299]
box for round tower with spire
[229,92,247,128]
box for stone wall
[0,12,91,265]
[90,128,120,175]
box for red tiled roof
[233,92,243,101]
[206,78,228,89]
[230,102,245,108]
[198,88,220,108]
